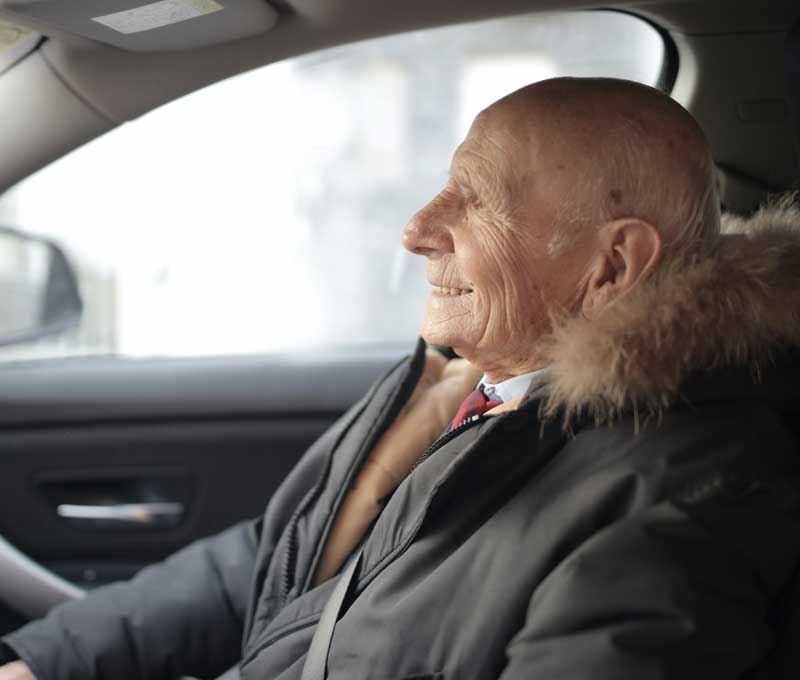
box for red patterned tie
[448,388,503,431]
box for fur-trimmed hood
[540,196,800,425]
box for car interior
[0,0,799,675]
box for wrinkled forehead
[450,102,570,217]
[450,108,536,190]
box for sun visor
[2,0,278,52]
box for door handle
[56,502,185,526]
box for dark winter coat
[5,202,800,680]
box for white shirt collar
[480,367,548,403]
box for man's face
[402,105,587,376]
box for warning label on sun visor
[92,0,222,34]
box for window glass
[0,11,665,360]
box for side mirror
[0,226,83,348]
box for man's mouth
[432,285,473,297]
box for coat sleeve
[0,519,259,680]
[499,417,800,680]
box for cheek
[463,226,561,339]
[461,227,536,300]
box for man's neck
[481,367,549,403]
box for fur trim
[540,194,800,425]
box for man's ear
[581,218,662,320]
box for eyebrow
[449,173,470,194]
[458,165,509,213]
[449,169,480,202]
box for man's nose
[402,199,455,257]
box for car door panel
[0,348,405,629]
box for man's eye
[467,195,485,211]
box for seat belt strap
[300,547,364,680]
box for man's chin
[420,305,475,351]
[420,326,470,356]
[420,325,453,348]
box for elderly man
[3,77,800,680]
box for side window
[0,11,665,361]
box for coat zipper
[278,504,304,606]
[410,414,488,472]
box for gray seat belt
[300,547,364,680]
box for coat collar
[534,196,800,425]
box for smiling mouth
[432,285,473,297]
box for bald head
[484,77,720,254]
[403,77,720,380]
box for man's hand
[0,661,36,680]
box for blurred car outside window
[0,10,665,361]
